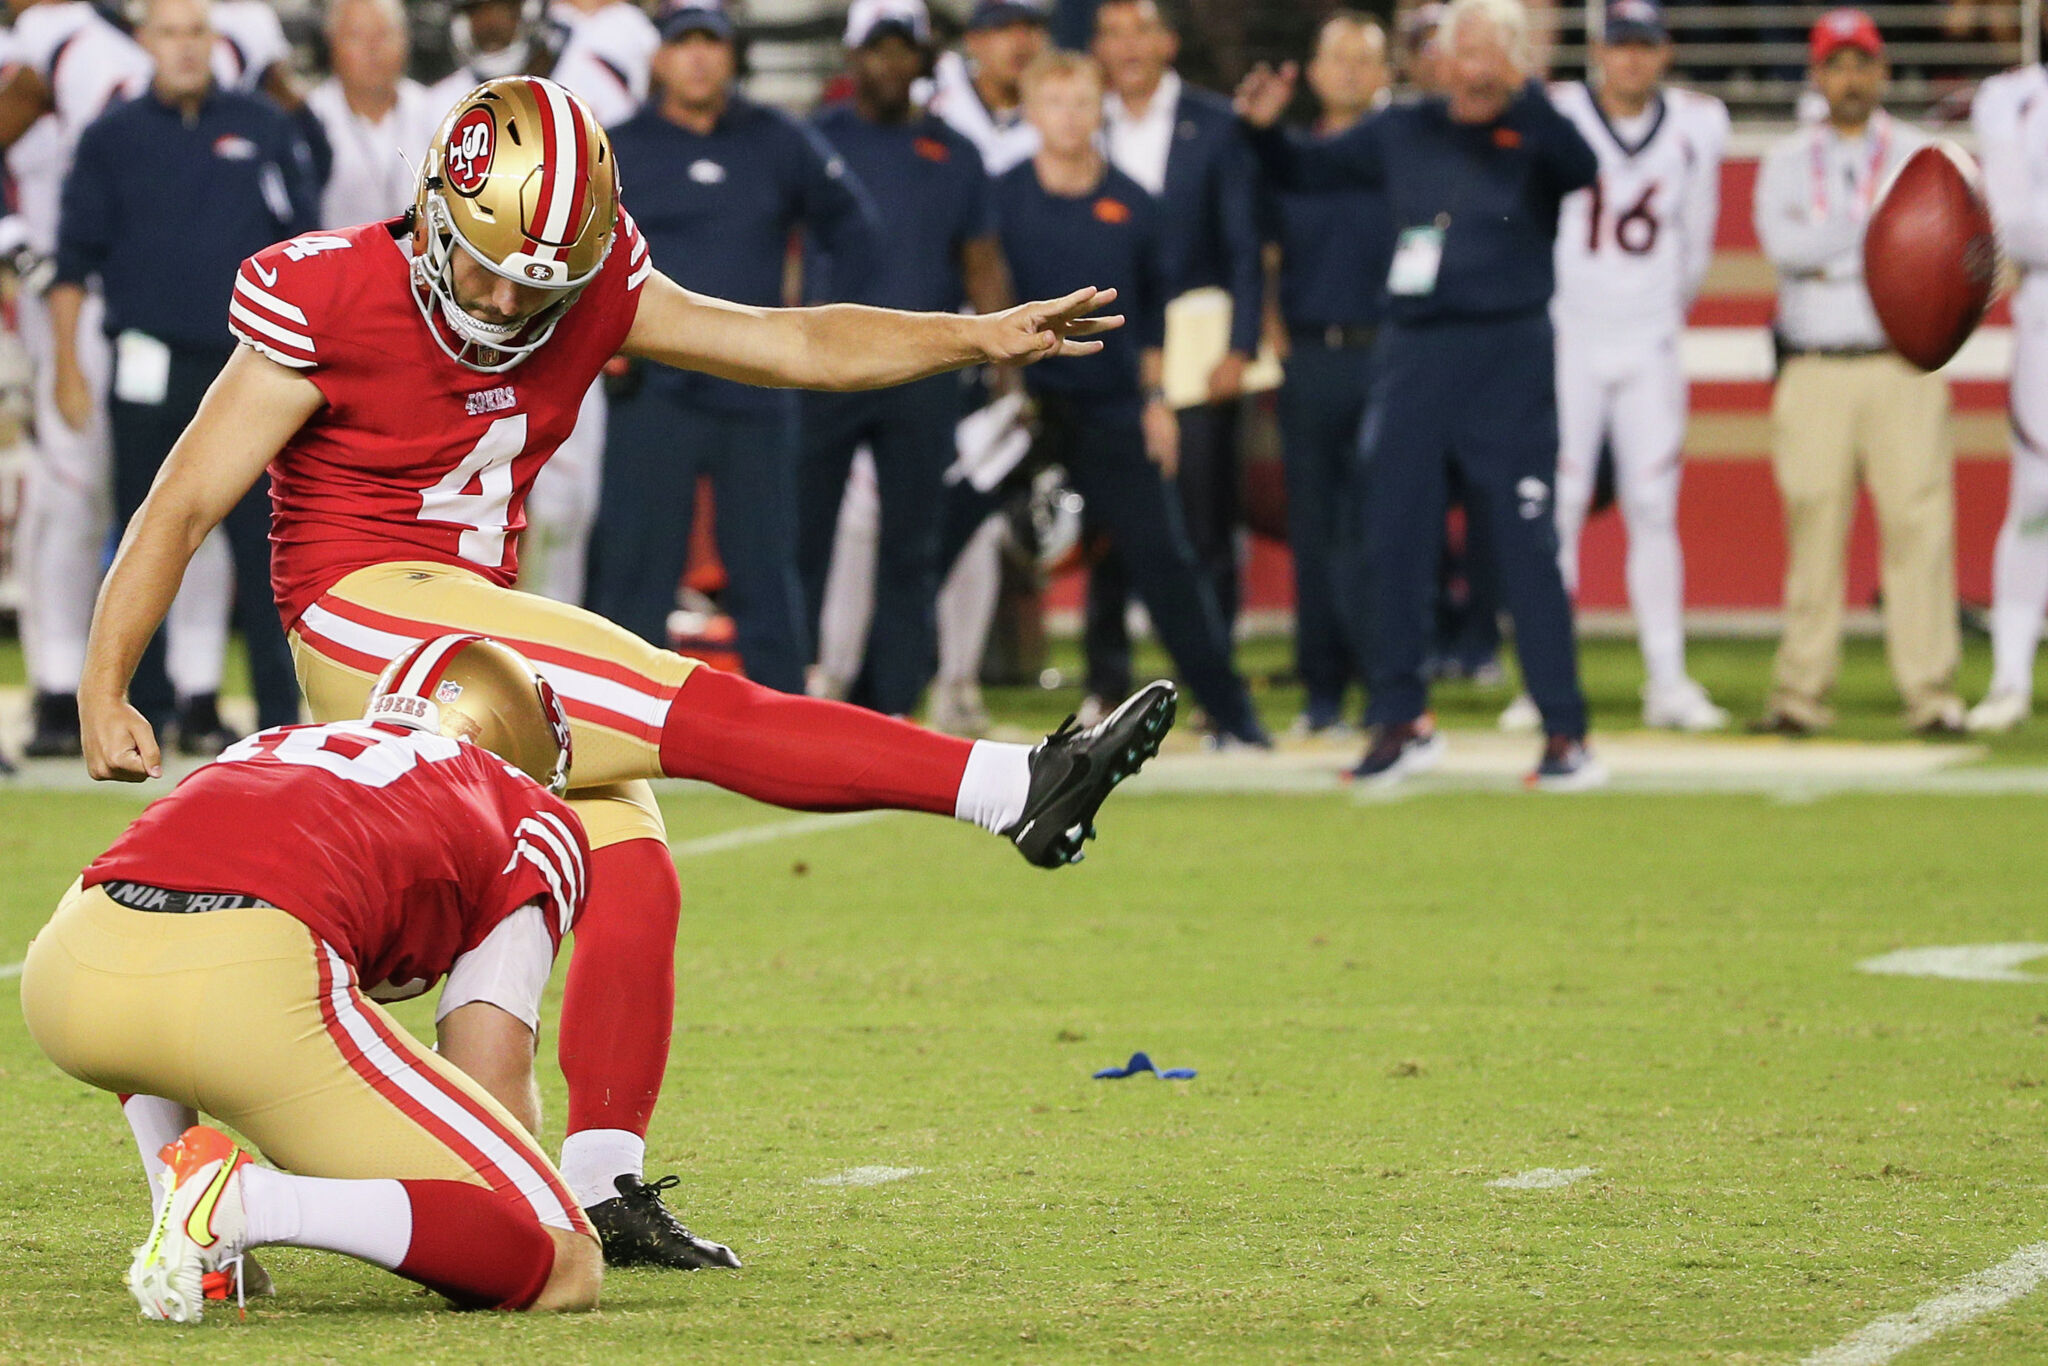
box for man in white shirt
[1965,59,2048,730]
[0,0,243,759]
[1086,0,1263,734]
[1752,9,1961,735]
[1549,0,1729,731]
[305,0,443,227]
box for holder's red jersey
[228,213,652,628]
[83,720,590,997]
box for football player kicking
[24,635,605,1321]
[77,76,1178,1271]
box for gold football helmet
[413,76,620,372]
[366,634,574,796]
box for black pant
[1277,341,1373,712]
[1359,313,1587,737]
[587,385,807,694]
[1042,392,1257,736]
[797,376,960,716]
[1084,399,1240,700]
[109,341,297,732]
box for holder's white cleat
[128,1126,253,1324]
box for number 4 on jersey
[420,414,528,568]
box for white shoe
[1497,693,1541,734]
[128,1126,252,1324]
[927,680,991,737]
[1074,694,1110,729]
[1966,690,2031,733]
[1642,678,1730,732]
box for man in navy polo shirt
[1264,11,1393,736]
[800,0,1012,720]
[52,0,316,747]
[1239,0,1604,789]
[1085,0,1263,725]
[996,50,1265,746]
[586,0,880,692]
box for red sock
[659,667,971,814]
[395,1180,556,1310]
[559,837,679,1137]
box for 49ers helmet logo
[445,107,496,196]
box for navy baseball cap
[967,0,1049,31]
[1603,0,1668,43]
[658,0,735,43]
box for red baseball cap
[1811,8,1883,63]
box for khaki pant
[289,561,701,849]
[20,884,590,1234]
[1768,354,1960,726]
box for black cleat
[174,694,240,757]
[586,1175,742,1270]
[1003,681,1178,869]
[23,691,82,759]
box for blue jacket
[1153,83,1264,357]
[805,104,992,314]
[58,85,318,349]
[608,96,881,413]
[992,161,1164,401]
[1263,123,1393,330]
[1248,83,1596,325]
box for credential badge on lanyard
[1388,212,1451,297]
[1810,109,1891,224]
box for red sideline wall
[1053,155,2012,617]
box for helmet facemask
[410,77,621,374]
[411,191,586,373]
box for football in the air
[1863,142,1999,372]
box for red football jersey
[83,720,590,997]
[227,212,652,628]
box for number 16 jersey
[229,213,651,629]
[1550,82,1728,340]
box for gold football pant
[20,883,589,1233]
[289,561,703,850]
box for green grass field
[6,637,2048,1362]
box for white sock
[954,739,1032,834]
[240,1166,411,1270]
[558,1128,646,1209]
[122,1094,197,1202]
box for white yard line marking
[1856,944,2048,984]
[0,962,19,982]
[1488,1167,1598,1190]
[668,810,896,859]
[809,1165,926,1188]
[1799,1243,2048,1366]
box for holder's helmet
[366,634,573,795]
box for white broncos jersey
[1973,64,2048,331]
[1551,81,1729,339]
[208,0,292,94]
[8,2,151,256]
[927,49,1039,175]
[547,0,658,127]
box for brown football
[1863,142,1999,372]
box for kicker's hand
[984,287,1124,367]
[82,693,162,782]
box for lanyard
[1809,110,1890,222]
